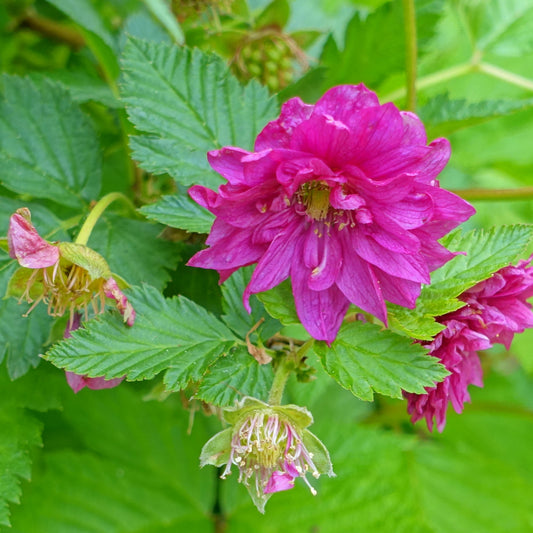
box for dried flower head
[7,208,135,326]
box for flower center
[298,181,331,221]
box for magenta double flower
[405,257,533,431]
[188,84,474,342]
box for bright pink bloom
[63,313,125,393]
[405,256,533,431]
[188,85,475,342]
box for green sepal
[58,242,112,280]
[302,429,335,477]
[223,396,313,430]
[256,0,290,29]
[5,268,42,300]
[199,427,233,468]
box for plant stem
[478,62,533,93]
[75,192,135,245]
[402,0,418,111]
[19,11,85,48]
[268,360,292,405]
[451,186,533,201]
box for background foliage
[1,0,533,531]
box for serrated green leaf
[121,38,278,189]
[0,76,101,208]
[420,94,533,137]
[44,285,241,388]
[195,346,273,407]
[89,214,180,291]
[433,224,533,293]
[139,193,215,234]
[257,280,300,326]
[312,322,448,401]
[388,225,533,340]
[4,385,214,532]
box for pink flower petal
[264,471,296,494]
[8,209,60,268]
[103,278,136,326]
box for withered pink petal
[8,210,60,268]
[65,371,125,393]
[103,278,136,326]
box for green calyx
[58,242,112,281]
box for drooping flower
[63,313,125,393]
[405,256,533,431]
[188,84,475,342]
[200,397,334,513]
[7,208,135,326]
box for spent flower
[405,256,533,431]
[188,84,475,343]
[7,208,135,326]
[200,396,334,513]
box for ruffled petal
[291,253,349,343]
[255,97,314,151]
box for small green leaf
[0,76,102,208]
[257,280,300,326]
[194,346,273,407]
[121,38,278,189]
[312,322,448,401]
[433,224,533,294]
[44,285,240,387]
[389,225,533,340]
[139,194,215,234]
[420,94,533,137]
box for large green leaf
[139,193,215,234]
[0,76,102,208]
[312,322,448,401]
[421,94,533,137]
[89,214,180,291]
[2,385,214,533]
[121,37,278,189]
[44,285,242,388]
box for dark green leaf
[312,322,448,401]
[0,76,102,208]
[121,38,278,189]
